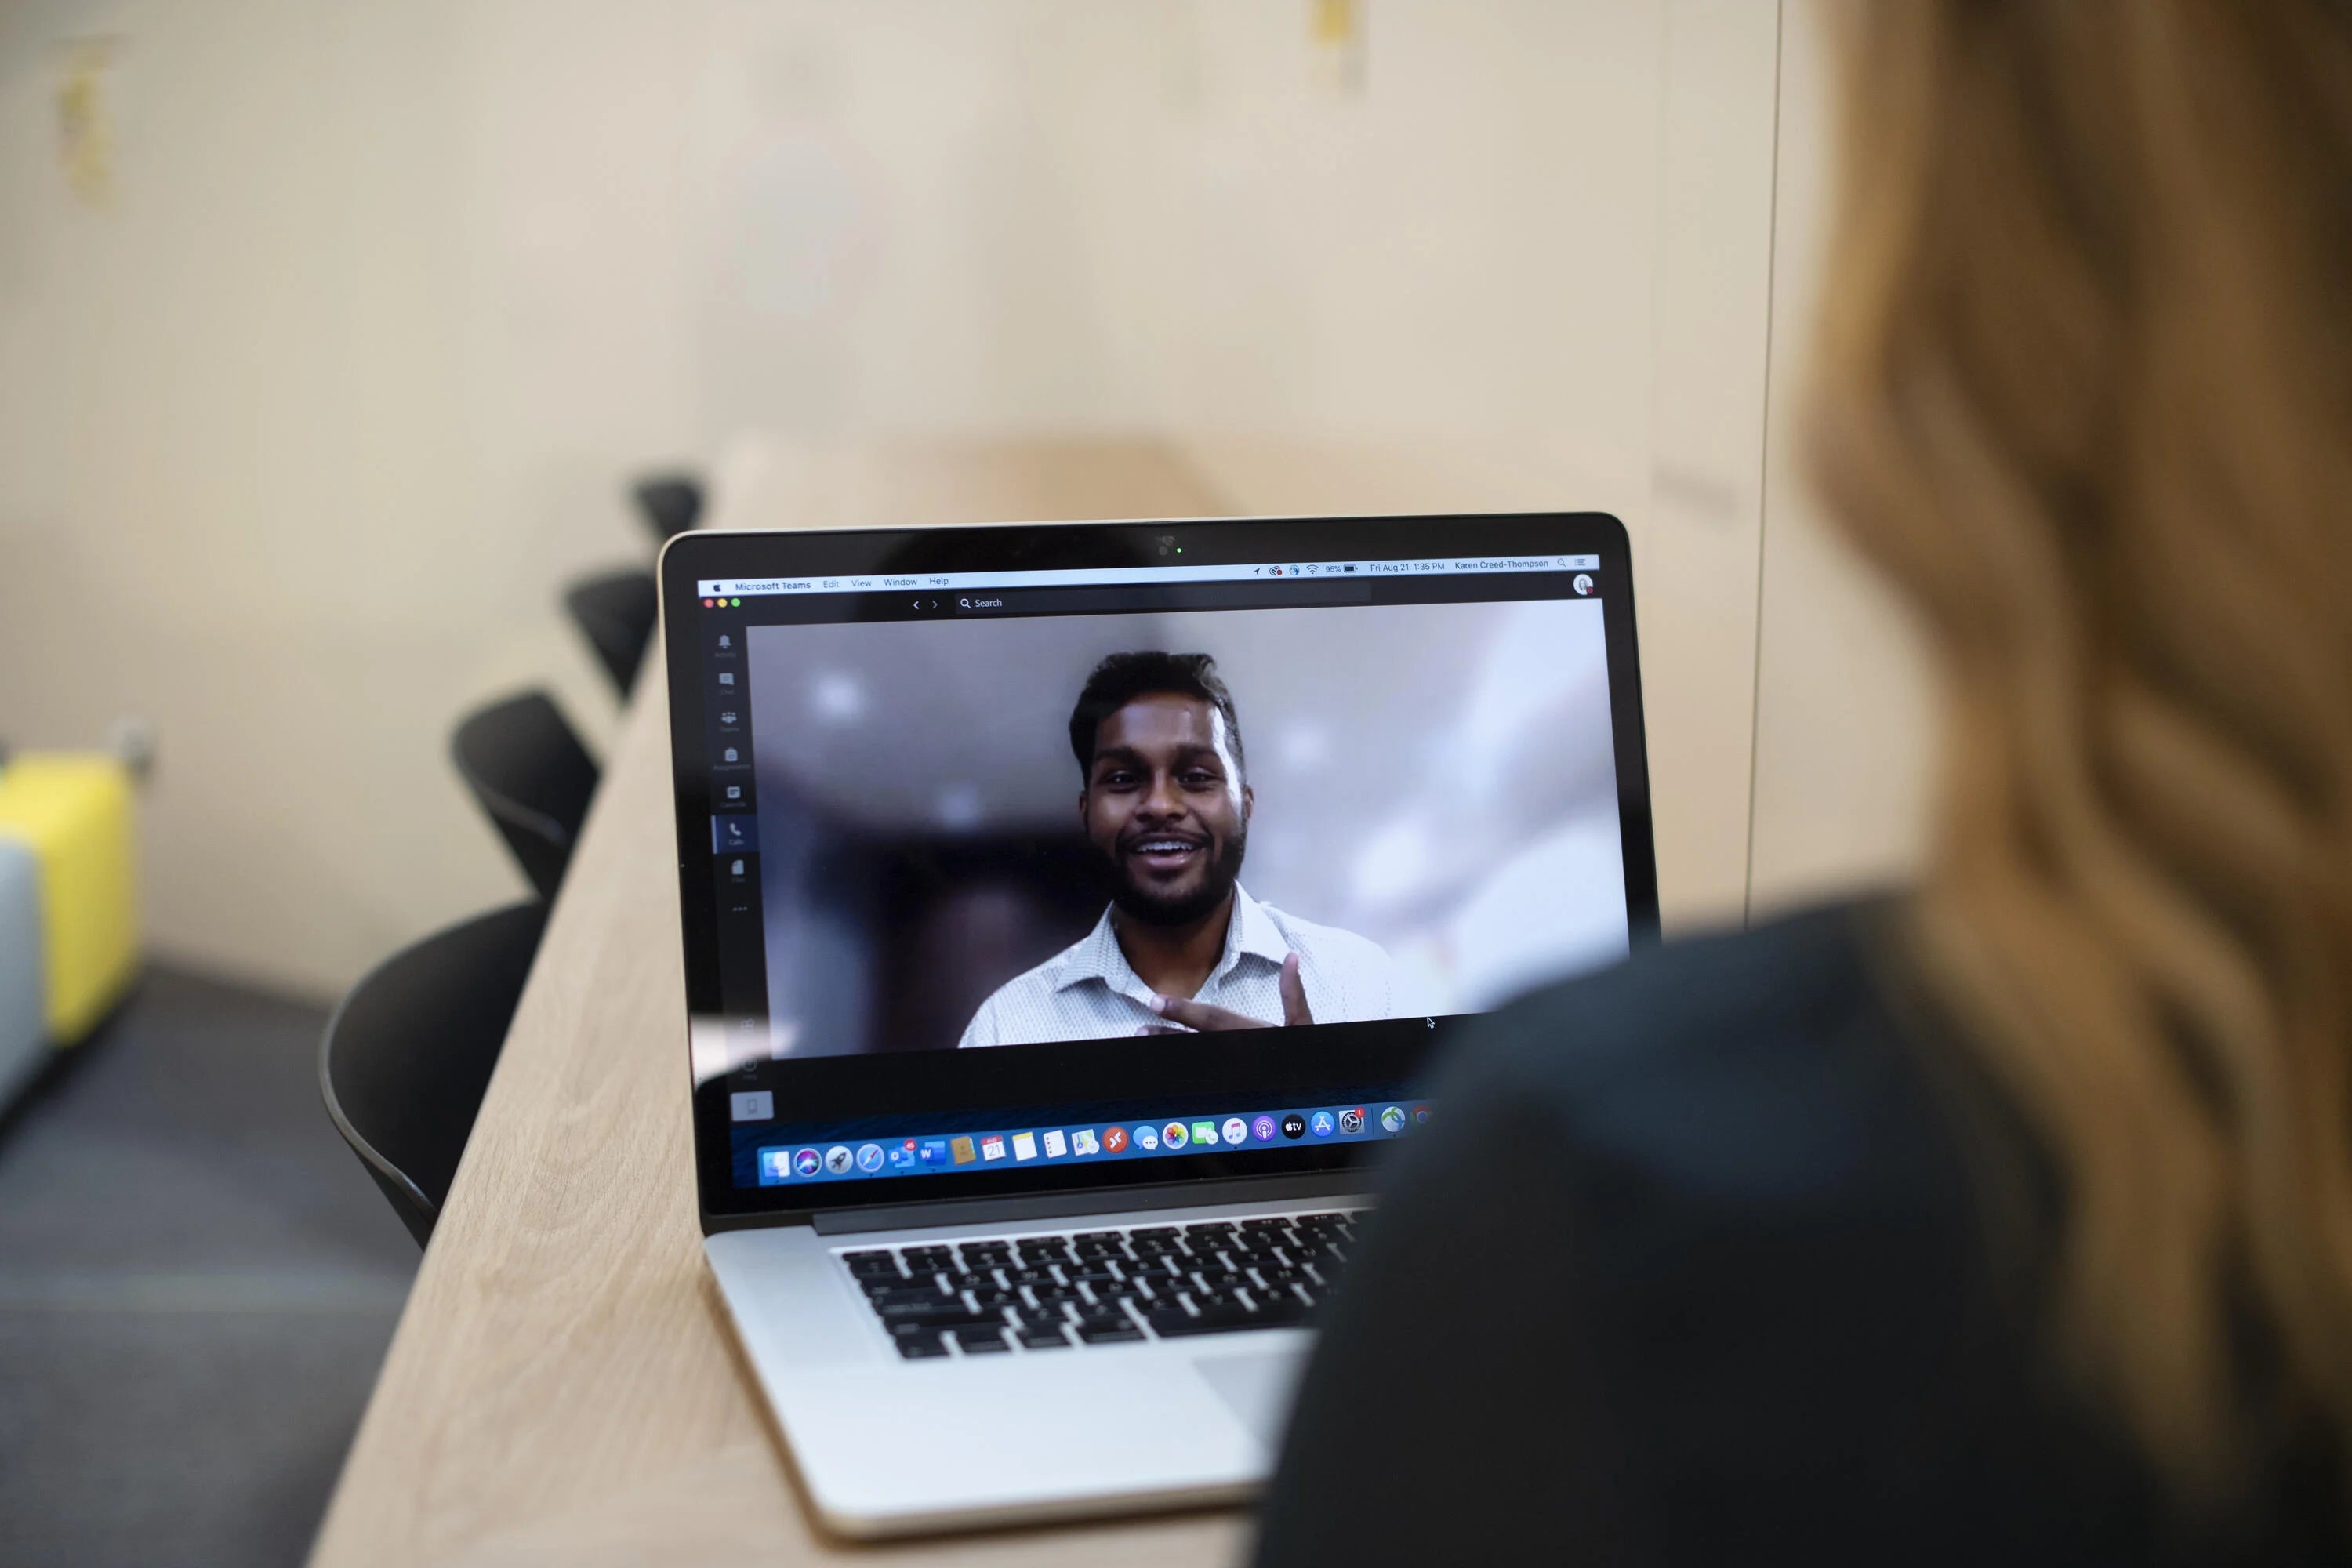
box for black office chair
[564,568,659,698]
[318,901,548,1247]
[632,472,703,541]
[450,691,599,901]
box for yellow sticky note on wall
[0,754,140,1044]
[56,39,118,209]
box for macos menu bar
[697,555,1599,600]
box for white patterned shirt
[956,884,1398,1048]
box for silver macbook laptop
[660,513,1658,1537]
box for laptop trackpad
[1193,1348,1307,1451]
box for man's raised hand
[1143,953,1314,1033]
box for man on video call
[958,651,1397,1049]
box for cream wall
[0,0,569,1005]
[1746,1,1936,915]
[0,0,1157,999]
[1047,0,1784,933]
[706,0,1786,941]
[1,0,1798,998]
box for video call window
[742,597,1628,1059]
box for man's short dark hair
[1069,652,1245,781]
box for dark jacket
[1255,901,2346,1566]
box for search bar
[953,581,1377,617]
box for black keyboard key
[1147,1296,1307,1338]
[1075,1319,1146,1345]
[954,1327,1011,1354]
[1143,1304,1244,1337]
[1248,1299,1310,1330]
[1018,1326,1072,1350]
[901,1245,952,1266]
[895,1332,951,1359]
[867,1283,950,1310]
[880,1303,1002,1330]
[844,1251,903,1280]
[1073,1230,1124,1246]
[1240,1217,1294,1232]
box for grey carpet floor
[0,967,419,1568]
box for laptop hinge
[808,1169,1368,1237]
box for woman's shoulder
[1432,895,1964,1215]
[1475,897,1900,1073]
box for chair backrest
[450,691,599,902]
[631,472,703,541]
[564,569,659,698]
[318,901,547,1247]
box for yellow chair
[0,753,140,1048]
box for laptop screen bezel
[659,513,1658,1229]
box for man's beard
[1102,826,1247,929]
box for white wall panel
[1747,0,1936,916]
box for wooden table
[312,441,1249,1566]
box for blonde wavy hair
[1810,2,2352,1490]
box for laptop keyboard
[840,1209,1362,1359]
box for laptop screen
[665,515,1656,1223]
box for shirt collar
[1053,906,1134,996]
[1224,884,1291,971]
[1052,884,1287,1000]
